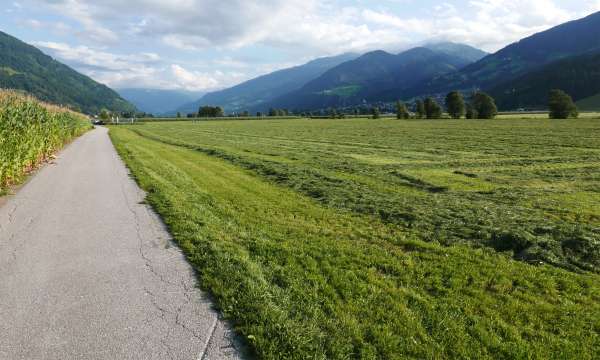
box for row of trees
[393,89,578,120]
[197,106,224,118]
[268,108,290,117]
[170,89,579,121]
[411,92,498,120]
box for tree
[99,109,111,121]
[548,89,579,119]
[445,91,465,119]
[330,108,338,119]
[176,112,181,118]
[257,112,263,117]
[371,107,380,119]
[424,97,442,119]
[396,101,410,119]
[198,106,224,118]
[415,100,425,119]
[465,104,478,119]
[471,92,498,119]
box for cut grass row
[110,124,600,359]
[121,118,600,273]
[0,90,91,191]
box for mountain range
[2,11,600,114]
[176,53,359,114]
[181,11,600,113]
[0,31,134,114]
[264,44,486,111]
[407,11,600,105]
[118,88,204,115]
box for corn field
[0,90,91,191]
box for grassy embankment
[110,118,600,359]
[0,90,91,193]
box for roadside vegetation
[110,118,600,359]
[0,90,91,192]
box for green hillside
[489,51,600,110]
[578,92,600,111]
[0,31,135,114]
[409,11,600,97]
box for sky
[1,0,600,93]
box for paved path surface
[0,127,243,360]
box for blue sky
[1,0,599,92]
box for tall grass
[0,90,91,190]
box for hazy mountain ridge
[118,88,204,115]
[176,53,359,114]
[0,31,135,114]
[261,43,485,111]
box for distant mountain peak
[423,42,488,63]
[260,44,480,112]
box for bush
[471,92,498,119]
[549,89,579,119]
[465,104,478,119]
[396,101,410,119]
[371,107,380,119]
[445,91,465,119]
[424,97,442,119]
[415,100,425,119]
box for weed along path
[0,127,242,360]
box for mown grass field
[0,90,91,192]
[110,118,600,359]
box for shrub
[415,100,425,119]
[465,104,478,119]
[371,107,380,119]
[445,91,465,119]
[396,101,410,119]
[471,92,498,119]
[424,97,442,119]
[548,89,579,119]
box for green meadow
[110,118,600,359]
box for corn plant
[0,90,91,190]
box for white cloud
[170,65,219,91]
[33,41,248,91]
[21,0,600,90]
[30,0,600,54]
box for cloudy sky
[2,0,599,92]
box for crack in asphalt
[198,317,219,360]
[114,154,221,359]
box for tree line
[392,89,579,120]
[131,89,580,121]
